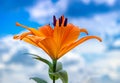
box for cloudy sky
[0,0,120,83]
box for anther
[64,18,68,26]
[53,16,56,26]
[61,15,64,22]
[59,18,62,26]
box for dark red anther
[59,17,62,26]
[53,16,56,26]
[61,16,63,22]
[64,18,67,26]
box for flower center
[53,16,68,27]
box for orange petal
[37,42,52,59]
[60,24,80,47]
[23,36,50,56]
[27,28,46,37]
[61,15,65,26]
[16,22,45,37]
[13,35,19,39]
[22,36,40,47]
[79,28,88,35]
[19,32,32,40]
[53,25,64,49]
[38,25,53,37]
[58,36,102,59]
[16,22,22,26]
[40,38,58,59]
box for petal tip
[99,38,102,42]
[16,22,21,26]
[80,28,89,35]
[86,32,89,35]
[13,35,19,39]
[95,36,102,42]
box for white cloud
[81,0,116,6]
[2,7,120,83]
[26,0,120,40]
[26,0,120,51]
[81,0,91,4]
[86,51,120,82]
[0,33,120,83]
[0,11,120,83]
[1,0,120,82]
[70,12,120,36]
[1,72,35,83]
[93,0,116,6]
[0,63,5,69]
[26,0,68,24]
[0,35,103,83]
[114,39,120,47]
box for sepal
[25,53,52,69]
[30,77,47,83]
[49,70,68,83]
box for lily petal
[22,36,40,47]
[40,38,58,59]
[60,24,80,47]
[79,28,88,35]
[38,25,53,37]
[58,36,102,59]
[16,22,45,37]
[53,25,64,49]
[23,36,50,56]
[14,16,102,60]
[13,35,20,39]
[19,32,32,40]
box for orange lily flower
[13,16,102,60]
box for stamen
[61,15,64,22]
[64,18,68,26]
[59,18,62,26]
[16,22,29,29]
[53,16,56,26]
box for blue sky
[0,0,39,35]
[0,0,120,83]
[0,0,120,35]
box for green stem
[53,59,57,83]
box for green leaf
[30,77,47,83]
[57,70,68,83]
[50,70,68,83]
[25,53,52,69]
[48,62,63,80]
[49,68,59,80]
